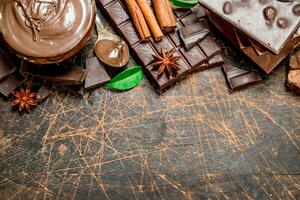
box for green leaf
[105,66,144,91]
[172,0,198,8]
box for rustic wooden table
[0,8,299,200]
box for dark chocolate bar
[96,0,224,92]
[223,64,262,91]
[0,72,26,97]
[0,50,15,81]
[21,61,86,85]
[85,57,111,90]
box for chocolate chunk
[133,42,156,67]
[84,57,111,90]
[151,36,174,53]
[223,64,262,91]
[0,72,26,97]
[36,86,52,103]
[64,85,85,96]
[180,46,207,67]
[191,5,207,19]
[119,22,140,46]
[223,1,233,14]
[0,51,15,81]
[277,18,289,29]
[293,4,300,16]
[287,70,300,94]
[178,21,210,50]
[208,54,224,68]
[180,13,199,26]
[21,62,86,85]
[290,48,300,70]
[198,34,221,59]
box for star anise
[148,48,181,78]
[11,88,37,113]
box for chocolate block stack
[200,0,300,74]
[97,0,223,92]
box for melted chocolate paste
[0,0,95,62]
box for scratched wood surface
[0,8,299,200]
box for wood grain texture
[0,10,299,200]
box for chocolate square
[198,34,221,59]
[106,1,129,26]
[119,22,140,46]
[150,36,175,53]
[133,42,156,67]
[179,46,207,68]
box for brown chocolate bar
[0,72,26,97]
[207,11,300,73]
[223,64,262,91]
[20,61,87,85]
[0,50,15,81]
[96,0,224,92]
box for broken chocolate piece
[85,57,111,90]
[290,47,300,70]
[178,21,210,50]
[223,64,262,91]
[21,61,86,85]
[0,50,15,81]
[36,86,52,103]
[0,72,26,97]
[287,70,300,94]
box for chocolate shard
[0,50,15,81]
[287,70,300,94]
[84,57,111,90]
[178,21,210,50]
[0,72,26,97]
[36,86,53,103]
[21,61,86,85]
[290,47,300,70]
[223,64,262,91]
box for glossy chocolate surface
[94,39,129,68]
[0,0,96,63]
[200,0,300,54]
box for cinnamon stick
[135,0,163,41]
[124,0,151,41]
[153,0,176,32]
